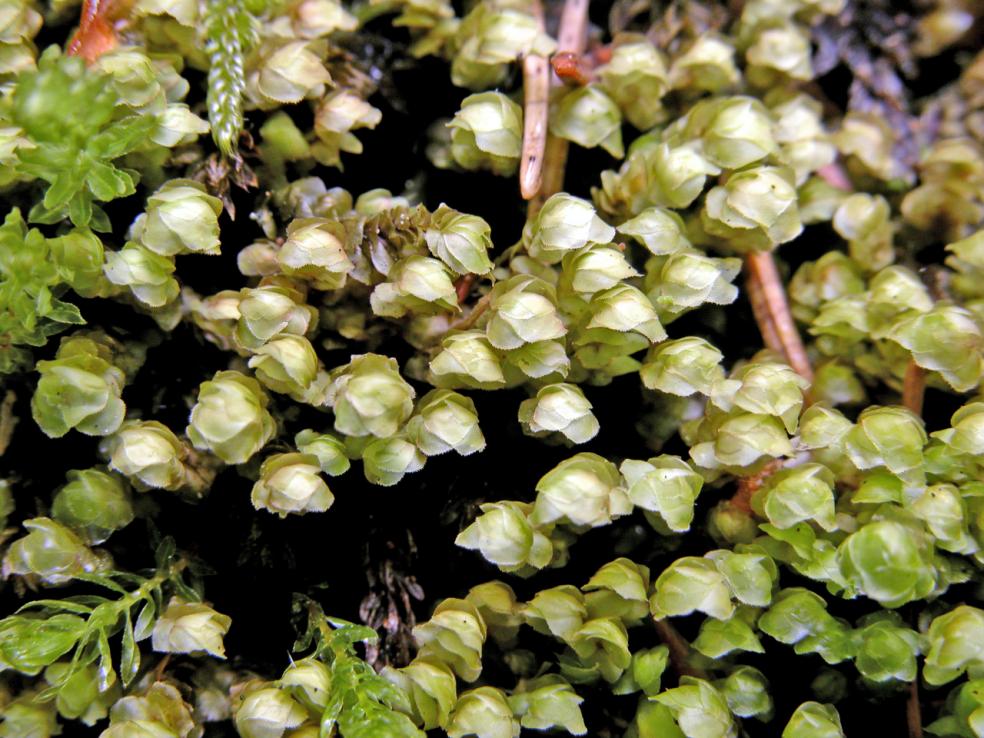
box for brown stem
[520,0,549,200]
[907,676,923,738]
[730,253,811,511]
[532,136,572,215]
[528,0,591,215]
[654,620,708,680]
[153,654,171,683]
[744,265,783,361]
[745,251,813,383]
[450,293,492,332]
[902,360,926,415]
[454,274,478,304]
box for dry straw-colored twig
[524,0,591,215]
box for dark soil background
[2,1,982,735]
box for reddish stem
[907,678,923,738]
[902,360,926,415]
[730,253,811,511]
[454,274,478,304]
[745,251,814,383]
[654,620,707,679]
[451,293,492,332]
[153,654,171,683]
[744,264,783,362]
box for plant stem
[731,252,810,510]
[902,360,925,415]
[744,264,783,360]
[451,293,492,332]
[520,0,549,200]
[907,676,923,738]
[454,273,478,304]
[555,0,591,52]
[745,251,813,382]
[153,653,171,682]
[534,136,572,215]
[654,619,707,679]
[529,0,591,215]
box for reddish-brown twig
[730,253,812,511]
[654,620,708,679]
[745,251,814,383]
[744,263,783,362]
[902,360,926,415]
[152,654,171,683]
[450,293,492,332]
[907,676,923,738]
[454,274,478,304]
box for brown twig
[729,253,812,511]
[654,620,708,679]
[902,360,925,415]
[745,251,814,383]
[454,274,478,304]
[744,265,783,361]
[534,136,572,215]
[152,654,171,683]
[520,0,549,200]
[529,0,591,215]
[450,293,492,332]
[907,675,923,738]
